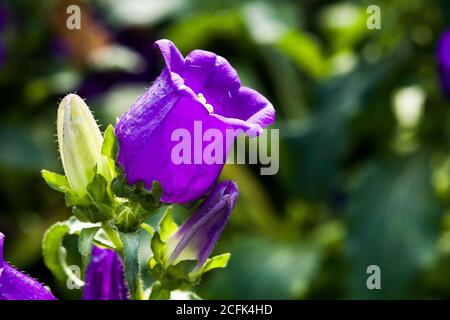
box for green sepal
[159,206,178,242]
[111,174,162,211]
[101,124,119,161]
[194,253,231,276]
[41,170,71,193]
[72,203,114,223]
[150,232,166,266]
[86,173,111,204]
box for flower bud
[57,94,111,195]
[83,246,129,300]
[166,180,238,269]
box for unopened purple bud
[166,180,238,269]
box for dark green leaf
[119,231,141,299]
[79,227,100,270]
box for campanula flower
[57,94,112,195]
[437,30,450,97]
[83,246,129,300]
[166,180,238,269]
[115,40,275,204]
[0,232,56,300]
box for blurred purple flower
[0,4,8,68]
[0,232,56,300]
[166,180,238,269]
[82,246,129,300]
[115,40,275,204]
[0,4,7,31]
[437,30,450,97]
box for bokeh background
[1,0,450,299]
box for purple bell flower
[166,180,238,269]
[115,40,275,204]
[0,232,56,300]
[437,30,450,98]
[82,246,129,300]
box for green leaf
[101,124,118,161]
[79,227,100,270]
[41,169,71,193]
[42,222,70,282]
[119,231,141,299]
[346,154,441,298]
[159,206,178,242]
[151,232,166,265]
[42,221,83,287]
[138,226,156,289]
[199,253,231,274]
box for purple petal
[116,69,225,203]
[156,40,275,135]
[115,40,275,203]
[0,233,56,300]
[82,246,129,300]
[167,181,239,268]
[438,30,450,98]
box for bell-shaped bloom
[82,246,129,300]
[438,30,450,98]
[57,94,112,195]
[166,180,238,269]
[115,40,275,204]
[0,232,56,300]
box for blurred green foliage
[1,0,450,299]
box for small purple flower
[83,246,129,300]
[0,232,56,300]
[115,40,275,204]
[437,30,450,97]
[166,180,238,269]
